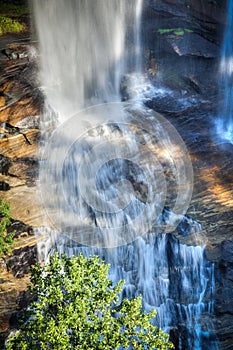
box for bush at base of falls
[0,16,25,35]
[0,201,14,258]
[6,253,174,350]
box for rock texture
[0,36,47,228]
[140,2,233,348]
[164,32,219,57]
[152,90,233,350]
[0,234,38,336]
[0,35,46,345]
[141,0,226,100]
[214,240,233,350]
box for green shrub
[0,200,14,257]
[6,253,174,349]
[0,15,25,35]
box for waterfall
[32,0,143,121]
[32,1,218,348]
[217,0,233,143]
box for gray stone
[221,240,233,263]
[215,314,233,349]
[0,155,12,175]
[165,33,219,57]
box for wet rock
[120,75,131,101]
[0,155,12,175]
[221,240,233,263]
[15,115,40,130]
[6,245,37,278]
[176,215,196,237]
[145,91,200,114]
[141,0,222,100]
[213,240,233,347]
[1,49,16,60]
[215,314,233,350]
[0,181,10,191]
[2,46,30,61]
[144,0,226,40]
[7,157,39,186]
[182,74,202,94]
[215,275,233,314]
[164,32,219,58]
[205,245,222,262]
[7,219,33,239]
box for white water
[33,0,143,122]
[33,1,217,348]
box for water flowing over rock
[1,1,233,349]
[217,0,233,143]
[32,0,143,120]
[31,0,221,348]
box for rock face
[164,32,219,57]
[160,106,233,349]
[140,2,233,348]
[0,37,46,228]
[214,241,233,350]
[0,35,45,345]
[141,0,226,100]
[0,235,38,337]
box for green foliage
[157,28,193,36]
[6,253,174,350]
[0,200,14,257]
[0,3,29,17]
[0,15,25,35]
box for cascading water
[217,0,233,143]
[33,0,218,348]
[36,228,218,349]
[32,0,143,121]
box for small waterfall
[32,1,218,348]
[217,0,233,143]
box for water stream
[217,0,233,143]
[33,1,217,348]
[33,0,143,120]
